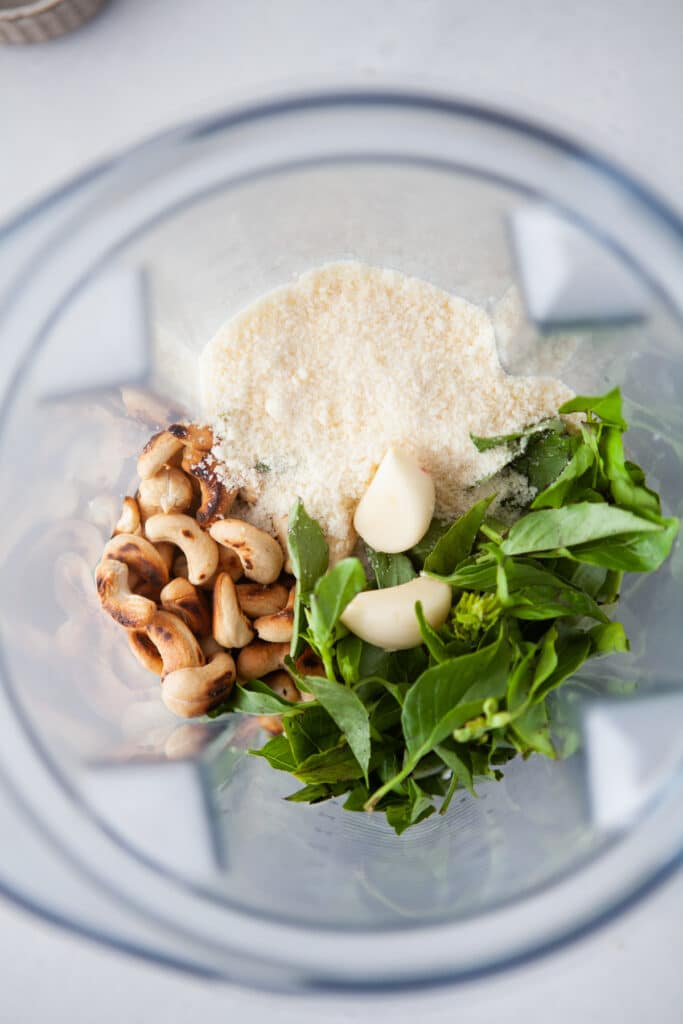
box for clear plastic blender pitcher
[0,92,682,991]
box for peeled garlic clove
[353,448,435,553]
[340,574,451,651]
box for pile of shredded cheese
[200,262,572,558]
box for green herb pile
[212,389,679,834]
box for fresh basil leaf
[287,498,329,592]
[368,690,403,734]
[531,631,592,703]
[366,546,417,588]
[567,516,679,572]
[409,519,450,567]
[250,734,297,773]
[558,561,608,599]
[284,705,341,764]
[385,780,436,834]
[228,682,297,715]
[502,502,665,556]
[588,620,630,655]
[343,785,371,811]
[506,584,608,622]
[415,601,450,663]
[300,675,371,781]
[308,557,367,651]
[601,426,661,517]
[435,741,476,797]
[401,631,510,762]
[510,702,555,758]
[470,418,564,452]
[423,496,494,575]
[510,430,575,493]
[335,634,362,684]
[285,783,336,804]
[531,436,594,509]
[293,744,367,785]
[559,387,627,429]
[531,626,559,695]
[595,569,622,603]
[288,499,329,658]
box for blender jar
[0,91,682,991]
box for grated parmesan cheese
[200,262,573,558]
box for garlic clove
[353,448,435,553]
[340,574,451,651]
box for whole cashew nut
[144,513,219,586]
[160,577,211,636]
[155,541,176,573]
[162,651,236,718]
[145,609,205,676]
[213,573,255,649]
[273,514,294,575]
[254,588,295,643]
[236,581,289,618]
[295,646,326,679]
[263,670,301,703]
[137,468,194,519]
[102,533,170,589]
[95,559,157,629]
[209,519,284,584]
[137,429,185,480]
[167,422,214,452]
[174,545,242,591]
[257,716,285,735]
[236,640,290,681]
[113,496,142,536]
[128,629,163,675]
[181,446,238,527]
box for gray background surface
[1,1,682,1020]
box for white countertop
[1,1,682,1021]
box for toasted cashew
[172,552,189,580]
[137,430,185,480]
[113,496,142,536]
[137,468,194,519]
[236,640,290,681]
[175,545,242,591]
[128,629,163,675]
[273,514,294,575]
[236,581,289,618]
[200,634,224,658]
[254,588,295,643]
[167,422,214,451]
[160,577,211,636]
[213,573,255,649]
[145,609,205,676]
[145,513,218,586]
[263,670,301,702]
[155,541,176,573]
[295,646,326,678]
[102,533,170,589]
[181,447,238,527]
[258,715,285,735]
[95,559,157,629]
[162,651,236,718]
[210,519,284,584]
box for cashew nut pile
[94,423,316,724]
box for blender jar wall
[0,94,682,987]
